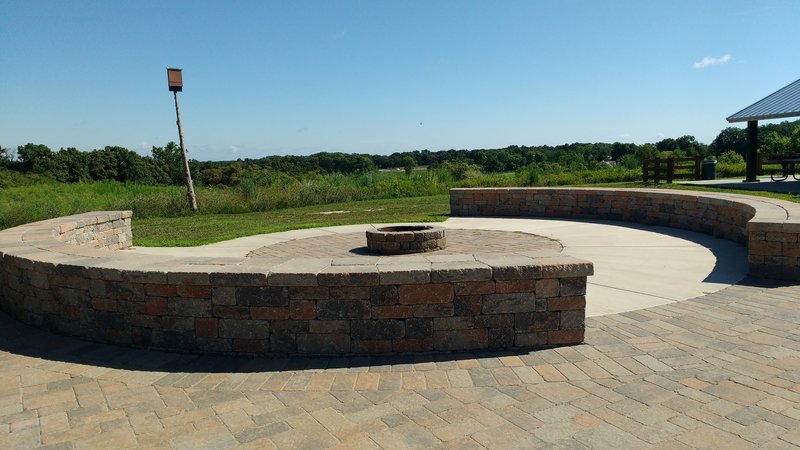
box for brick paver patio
[1,278,799,449]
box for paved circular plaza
[3,218,799,449]
[248,229,563,259]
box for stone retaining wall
[0,212,592,356]
[451,187,800,281]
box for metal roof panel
[727,78,800,123]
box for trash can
[701,159,717,180]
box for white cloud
[693,54,733,69]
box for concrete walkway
[4,220,798,449]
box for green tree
[53,147,90,182]
[616,154,639,169]
[655,138,678,153]
[635,143,658,161]
[0,146,11,168]
[760,131,790,156]
[402,155,416,175]
[151,142,184,185]
[710,127,747,157]
[88,148,118,181]
[440,159,471,180]
[16,143,54,173]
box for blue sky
[1,0,799,161]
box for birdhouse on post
[165,67,197,211]
[167,68,183,92]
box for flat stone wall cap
[56,246,114,258]
[430,261,492,283]
[425,254,476,263]
[473,253,536,267]
[533,256,594,278]
[782,220,800,232]
[516,249,565,258]
[747,220,785,233]
[166,268,211,285]
[378,262,431,285]
[377,255,429,264]
[209,270,269,286]
[268,258,331,286]
[319,265,380,286]
[332,256,380,266]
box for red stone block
[289,300,317,320]
[195,318,218,338]
[783,244,800,258]
[145,298,168,316]
[250,307,290,320]
[372,305,413,319]
[145,284,178,297]
[399,283,454,305]
[177,284,212,298]
[91,298,118,312]
[547,296,586,311]
[547,329,584,345]
[749,241,781,256]
[495,279,536,294]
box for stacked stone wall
[450,188,800,281]
[0,211,591,356]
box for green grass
[132,195,450,246]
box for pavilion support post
[744,120,759,183]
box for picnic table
[769,157,800,181]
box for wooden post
[667,157,675,184]
[654,157,661,184]
[173,91,198,211]
[694,157,701,180]
[744,120,759,183]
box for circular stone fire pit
[366,225,446,254]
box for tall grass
[0,166,643,230]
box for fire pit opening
[366,225,446,254]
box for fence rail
[642,157,700,183]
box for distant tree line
[2,119,799,187]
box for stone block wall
[451,187,800,281]
[56,211,133,249]
[0,212,592,356]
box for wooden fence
[642,157,701,183]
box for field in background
[0,166,640,231]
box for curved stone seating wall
[450,187,800,281]
[0,212,592,356]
